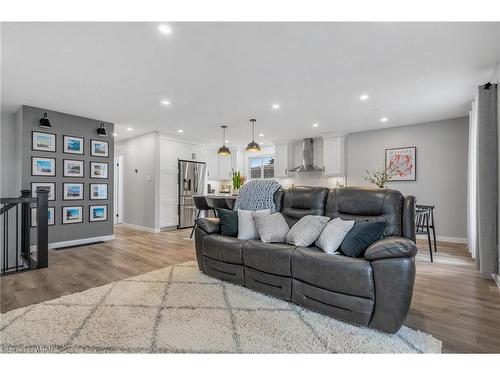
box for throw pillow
[315,217,355,254]
[286,215,330,247]
[216,209,238,237]
[340,221,385,258]
[237,209,271,240]
[252,212,290,243]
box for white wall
[115,132,158,231]
[346,117,469,240]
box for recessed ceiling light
[380,117,388,123]
[225,139,229,143]
[112,133,118,137]
[312,123,319,128]
[259,142,264,145]
[359,94,369,101]
[272,103,280,110]
[158,24,172,35]
[161,99,171,106]
[258,133,264,137]
[127,127,133,131]
[178,129,184,133]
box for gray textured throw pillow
[252,212,290,243]
[286,215,331,247]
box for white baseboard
[121,223,160,233]
[416,234,467,244]
[493,274,500,289]
[30,235,115,251]
[160,226,178,232]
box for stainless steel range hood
[290,138,323,172]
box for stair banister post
[36,188,49,268]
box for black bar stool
[190,196,217,239]
[416,204,437,253]
[415,207,434,262]
[211,197,231,211]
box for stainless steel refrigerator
[178,160,207,229]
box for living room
[1,0,500,372]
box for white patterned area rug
[0,262,441,353]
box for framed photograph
[90,139,109,157]
[89,205,108,222]
[63,183,84,200]
[32,157,56,176]
[90,183,108,200]
[31,207,55,227]
[62,206,83,224]
[385,146,417,181]
[63,135,84,155]
[32,131,56,152]
[90,162,108,179]
[31,182,56,201]
[63,159,84,178]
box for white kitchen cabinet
[274,142,292,178]
[322,134,345,176]
[218,154,233,180]
[205,149,219,180]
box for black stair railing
[1,188,49,275]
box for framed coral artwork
[385,146,416,181]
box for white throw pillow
[237,209,271,240]
[286,215,331,247]
[315,217,355,254]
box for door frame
[114,155,124,224]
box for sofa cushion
[217,209,238,237]
[291,247,374,299]
[286,215,330,247]
[315,217,355,254]
[281,186,328,227]
[237,209,271,240]
[340,221,385,257]
[252,212,290,243]
[242,240,296,276]
[202,234,245,264]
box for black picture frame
[61,206,83,225]
[62,182,84,201]
[90,161,109,179]
[31,182,56,201]
[30,207,55,227]
[89,204,108,222]
[63,159,84,178]
[63,135,84,155]
[31,156,56,177]
[32,131,56,153]
[89,183,108,200]
[90,139,109,158]
[384,146,417,182]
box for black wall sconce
[97,122,108,137]
[39,112,51,128]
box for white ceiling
[2,22,499,146]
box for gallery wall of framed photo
[19,105,114,246]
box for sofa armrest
[195,218,220,234]
[364,237,417,261]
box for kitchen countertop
[194,194,237,199]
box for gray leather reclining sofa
[194,186,417,333]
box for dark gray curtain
[476,84,498,275]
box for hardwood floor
[1,225,499,353]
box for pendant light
[217,125,231,156]
[245,118,261,152]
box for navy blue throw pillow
[217,209,238,237]
[340,221,385,257]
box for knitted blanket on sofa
[234,179,282,213]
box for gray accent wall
[19,105,114,245]
[346,117,469,239]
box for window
[249,155,274,179]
